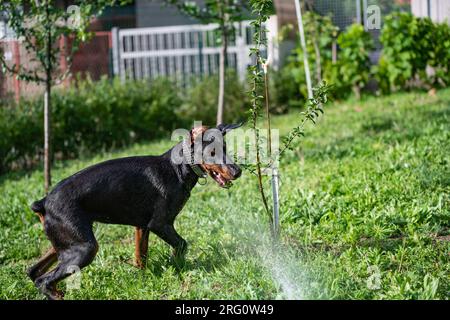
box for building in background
[273,0,411,64]
[0,18,14,40]
[135,0,201,28]
[7,0,447,102]
[411,0,450,23]
[274,0,411,31]
[0,0,138,100]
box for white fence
[112,16,279,84]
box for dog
[28,123,242,300]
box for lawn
[0,88,449,300]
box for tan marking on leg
[134,227,150,269]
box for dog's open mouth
[210,170,232,188]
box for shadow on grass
[301,104,449,163]
[289,135,358,162]
[417,162,450,191]
[361,101,449,136]
[0,169,36,186]
[286,234,413,259]
[361,116,395,134]
[142,243,233,278]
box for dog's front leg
[150,224,187,258]
[134,227,150,269]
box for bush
[376,12,450,93]
[52,76,182,155]
[326,24,374,99]
[0,77,183,173]
[179,70,249,125]
[0,102,42,172]
[279,12,338,106]
[428,22,450,86]
[297,12,338,85]
[276,12,449,102]
[269,66,304,112]
[279,21,372,102]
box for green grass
[0,89,449,300]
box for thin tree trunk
[353,85,361,100]
[44,81,51,194]
[253,25,272,236]
[216,8,228,126]
[313,38,322,83]
[332,40,337,64]
[264,64,279,237]
[306,0,321,83]
[216,31,226,125]
[44,2,52,194]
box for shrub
[376,13,423,92]
[282,22,373,102]
[326,24,374,99]
[279,12,338,106]
[0,77,183,173]
[52,76,182,155]
[179,70,249,125]
[299,12,339,85]
[376,12,450,93]
[269,66,304,112]
[424,20,450,86]
[0,102,42,172]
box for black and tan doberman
[28,124,242,299]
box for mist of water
[225,209,312,300]
[254,231,308,300]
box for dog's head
[189,123,242,188]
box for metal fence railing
[112,16,279,85]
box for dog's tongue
[216,175,226,187]
[212,173,226,187]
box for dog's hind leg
[35,241,98,300]
[134,227,150,269]
[27,247,57,282]
[34,211,98,300]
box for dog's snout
[232,165,242,179]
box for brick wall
[0,32,112,103]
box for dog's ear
[217,122,244,135]
[190,125,208,144]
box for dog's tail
[31,197,46,214]
[31,197,47,224]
